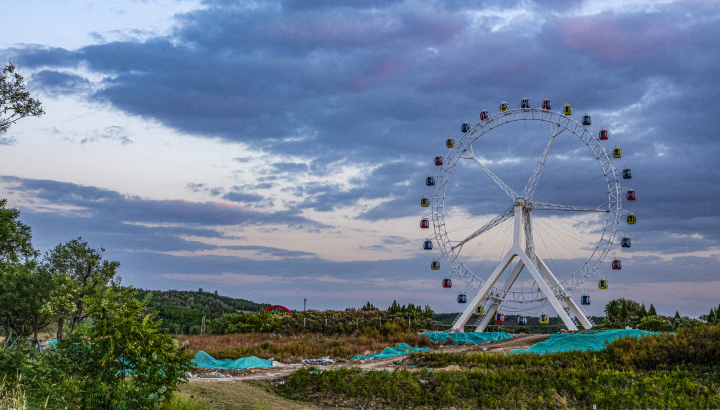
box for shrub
[638,315,673,332]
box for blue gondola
[622,167,632,179]
[581,295,591,305]
[461,122,471,133]
[423,240,433,250]
[457,293,467,303]
[426,176,435,186]
[520,97,530,109]
[517,316,527,326]
[621,237,631,248]
[582,114,592,126]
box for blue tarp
[192,351,273,369]
[422,331,513,344]
[510,329,659,354]
[352,343,432,360]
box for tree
[0,199,36,263]
[44,238,120,339]
[1,61,44,132]
[638,303,648,318]
[648,304,657,316]
[708,308,717,325]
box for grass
[179,328,433,363]
[178,381,337,409]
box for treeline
[603,298,710,331]
[132,288,269,335]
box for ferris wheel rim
[429,107,623,302]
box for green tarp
[352,343,432,360]
[510,329,659,354]
[422,331,512,344]
[192,351,273,369]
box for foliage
[158,393,210,410]
[637,315,673,332]
[0,199,36,264]
[360,302,379,311]
[648,303,657,316]
[0,61,44,133]
[603,298,645,329]
[48,284,194,407]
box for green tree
[708,308,717,325]
[1,61,44,132]
[648,304,657,316]
[0,199,36,263]
[45,238,119,339]
[53,284,193,407]
[638,303,648,318]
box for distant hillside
[133,288,271,334]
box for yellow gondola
[598,279,608,289]
[540,313,549,324]
[563,104,572,115]
[421,197,430,207]
[475,306,484,315]
[500,101,509,112]
[446,138,455,148]
[627,213,636,224]
[613,146,622,158]
[431,260,440,270]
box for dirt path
[189,333,551,383]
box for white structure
[424,106,634,332]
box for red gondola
[626,190,636,201]
[442,278,452,288]
[612,259,622,270]
[599,128,609,140]
[434,156,443,166]
[495,313,505,323]
[420,219,430,229]
[480,110,489,121]
[542,99,551,110]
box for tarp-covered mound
[352,343,431,360]
[422,331,513,344]
[192,351,273,369]
[510,329,659,354]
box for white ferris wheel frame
[428,107,626,332]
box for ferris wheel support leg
[474,260,526,332]
[517,251,578,331]
[535,257,593,330]
[451,250,518,332]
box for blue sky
[2,0,719,317]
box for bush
[159,393,210,410]
[638,315,673,332]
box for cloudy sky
[2,0,718,317]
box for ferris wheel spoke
[450,207,514,251]
[461,146,518,200]
[522,125,565,201]
[532,202,610,213]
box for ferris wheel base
[450,204,593,333]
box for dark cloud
[30,70,91,96]
[223,191,265,203]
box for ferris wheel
[420,98,636,332]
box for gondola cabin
[581,295,591,305]
[461,122,471,133]
[598,279,608,289]
[441,277,451,287]
[500,101,509,112]
[495,313,505,323]
[613,147,622,158]
[480,110,489,121]
[599,128,609,140]
[434,156,443,166]
[627,213,636,224]
[517,316,527,326]
[426,176,435,186]
[563,104,572,115]
[626,189,636,201]
[612,259,622,270]
[542,99,551,110]
[420,219,430,229]
[421,197,430,207]
[475,306,484,315]
[433,260,442,271]
[540,313,549,324]
[457,293,467,303]
[582,114,592,126]
[423,240,433,250]
[521,97,530,109]
[621,237,631,248]
[622,167,632,179]
[446,138,455,148]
